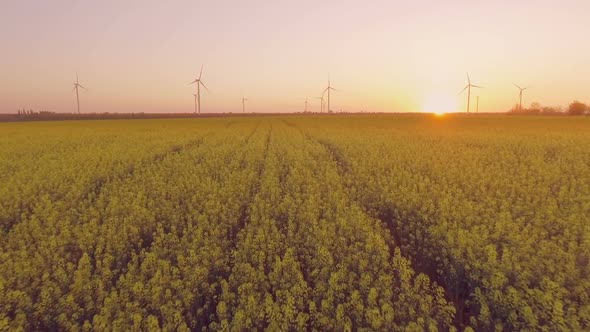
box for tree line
[509,100,589,115]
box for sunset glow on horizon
[1,0,589,114]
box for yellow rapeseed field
[1,114,589,331]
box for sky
[1,0,589,114]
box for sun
[422,92,457,115]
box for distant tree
[541,106,562,114]
[529,102,542,112]
[568,101,588,115]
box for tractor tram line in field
[300,125,473,328]
[90,122,273,330]
[91,120,273,330]
[298,115,590,331]
[0,120,264,329]
[231,122,272,242]
[211,121,454,330]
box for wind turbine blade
[78,84,87,90]
[199,65,203,80]
[189,79,197,85]
[458,85,469,95]
[200,81,209,91]
[330,87,338,92]
[467,72,471,84]
[73,86,77,92]
[471,84,483,88]
[514,83,522,90]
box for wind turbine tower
[189,65,209,114]
[323,78,337,113]
[73,74,87,114]
[514,84,529,111]
[242,96,248,113]
[192,93,198,114]
[316,96,325,113]
[459,73,482,113]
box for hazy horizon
[1,0,589,114]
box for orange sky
[1,0,589,113]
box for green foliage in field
[0,114,589,331]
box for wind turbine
[304,97,308,113]
[192,93,198,114]
[514,84,529,111]
[316,96,325,113]
[322,78,337,113]
[242,96,248,113]
[189,65,208,114]
[73,74,87,114]
[459,73,482,113]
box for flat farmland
[1,115,589,331]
